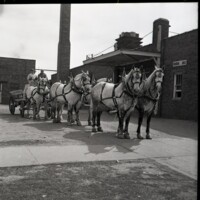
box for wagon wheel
[9,97,15,115]
[20,101,25,118]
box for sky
[0,3,198,78]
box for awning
[83,49,161,67]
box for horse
[124,66,164,139]
[25,77,49,119]
[49,71,91,125]
[90,68,142,139]
[80,77,113,126]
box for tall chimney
[57,4,71,82]
[152,18,170,51]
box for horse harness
[99,80,138,112]
[28,83,47,104]
[53,81,86,102]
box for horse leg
[58,104,64,123]
[97,111,103,132]
[124,115,131,139]
[146,113,153,139]
[88,107,92,126]
[74,102,82,126]
[36,103,41,119]
[91,109,97,132]
[33,104,37,120]
[67,104,73,125]
[26,102,30,119]
[137,110,144,139]
[53,101,58,123]
[117,111,125,139]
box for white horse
[50,71,91,125]
[25,77,49,119]
[90,68,142,139]
[80,77,113,126]
[134,66,164,139]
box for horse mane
[124,69,133,85]
[141,68,162,91]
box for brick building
[0,57,35,104]
[70,18,198,121]
[160,29,198,121]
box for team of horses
[23,66,164,140]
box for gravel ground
[0,159,197,200]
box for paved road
[0,104,197,180]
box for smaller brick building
[0,57,35,104]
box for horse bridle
[144,70,164,102]
[72,74,91,94]
[124,70,141,97]
[37,80,48,95]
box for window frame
[173,73,183,100]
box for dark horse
[124,66,164,139]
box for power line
[93,45,114,57]
[142,31,153,39]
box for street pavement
[0,104,198,180]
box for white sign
[173,60,187,67]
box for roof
[83,49,160,67]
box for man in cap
[23,68,38,99]
[27,68,38,86]
[38,69,48,80]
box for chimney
[152,18,170,51]
[57,4,71,83]
[115,32,142,50]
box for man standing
[38,69,48,80]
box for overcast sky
[0,3,198,78]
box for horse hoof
[97,127,103,132]
[88,121,92,126]
[66,122,72,126]
[146,135,152,140]
[92,127,97,132]
[137,134,144,139]
[76,121,82,126]
[116,133,124,139]
[124,133,130,139]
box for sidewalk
[0,105,198,180]
[0,127,197,180]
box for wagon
[9,89,52,119]
[9,89,27,117]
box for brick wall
[160,29,198,121]
[0,57,35,104]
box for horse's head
[154,66,164,93]
[74,71,91,93]
[122,67,141,96]
[38,77,48,94]
[81,71,91,92]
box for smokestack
[57,4,71,82]
[152,18,170,51]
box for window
[173,73,182,99]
